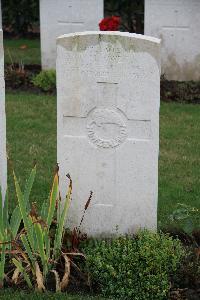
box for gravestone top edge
[57,31,161,45]
[56,31,161,72]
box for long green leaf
[21,234,35,270]
[46,173,58,228]
[12,258,33,289]
[3,191,8,236]
[41,200,48,220]
[24,166,36,210]
[10,206,22,238]
[43,228,50,265]
[34,223,47,275]
[13,171,35,251]
[54,183,72,257]
[10,167,36,239]
[0,244,5,287]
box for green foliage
[0,167,36,288]
[32,70,56,92]
[170,203,200,238]
[0,173,30,287]
[2,0,39,36]
[12,167,72,291]
[83,231,185,300]
[0,166,74,291]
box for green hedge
[82,231,185,300]
[2,0,39,35]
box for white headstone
[0,29,7,201]
[57,32,160,236]
[40,0,103,69]
[145,0,200,81]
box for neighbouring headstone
[0,29,7,201]
[57,32,160,236]
[145,0,200,81]
[40,0,103,69]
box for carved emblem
[87,108,127,148]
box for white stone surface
[40,0,103,69]
[145,0,200,81]
[57,32,160,236]
[0,29,7,201]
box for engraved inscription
[87,108,127,148]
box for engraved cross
[63,81,151,142]
[63,81,152,209]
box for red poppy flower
[99,16,121,31]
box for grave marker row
[39,0,200,81]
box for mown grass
[0,290,107,300]
[159,103,200,228]
[4,38,41,65]
[6,91,200,227]
[6,91,56,210]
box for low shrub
[161,78,200,104]
[83,231,185,300]
[32,70,56,92]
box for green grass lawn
[6,91,56,211]
[6,91,200,228]
[4,38,41,65]
[0,290,107,300]
[159,103,200,228]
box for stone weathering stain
[145,0,200,81]
[0,29,7,201]
[57,32,160,236]
[40,0,103,69]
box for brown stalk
[60,254,71,291]
[78,191,93,234]
[12,268,20,284]
[35,262,46,292]
[50,270,61,292]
